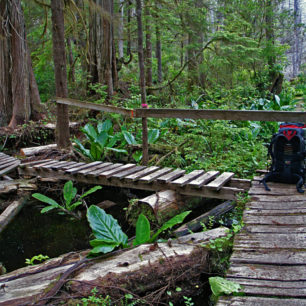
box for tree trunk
[0,0,43,129]
[155,21,163,84]
[88,0,114,98]
[293,0,302,77]
[118,0,124,59]
[127,0,132,56]
[136,0,148,165]
[145,4,152,89]
[51,0,71,149]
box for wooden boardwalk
[217,177,306,305]
[18,159,250,200]
[0,152,20,177]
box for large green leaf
[97,119,112,133]
[40,205,60,214]
[90,144,102,161]
[97,131,109,148]
[148,129,160,144]
[87,205,128,246]
[74,139,91,159]
[89,239,119,254]
[209,277,242,297]
[123,131,137,145]
[63,181,77,206]
[82,123,97,142]
[133,214,151,246]
[32,193,60,207]
[150,211,191,242]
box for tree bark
[118,0,124,59]
[136,0,148,165]
[0,0,43,129]
[51,0,71,149]
[88,0,114,98]
[145,4,152,89]
[155,21,163,84]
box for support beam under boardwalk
[18,160,250,200]
[216,178,306,305]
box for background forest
[0,0,305,178]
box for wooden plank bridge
[0,152,20,177]
[18,159,250,200]
[217,177,306,305]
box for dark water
[0,186,146,272]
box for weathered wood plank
[225,278,306,298]
[111,166,146,179]
[125,166,160,181]
[19,159,52,168]
[87,163,123,177]
[171,170,205,187]
[244,208,306,215]
[84,163,116,176]
[231,249,306,265]
[0,160,18,170]
[33,160,59,169]
[139,167,173,183]
[187,171,220,188]
[65,161,102,174]
[206,172,235,190]
[243,214,306,225]
[56,97,133,116]
[242,224,306,234]
[157,169,186,183]
[50,161,77,170]
[247,201,306,210]
[217,296,305,306]
[234,233,306,249]
[78,162,111,175]
[135,108,306,122]
[227,264,306,281]
[251,195,306,202]
[227,178,251,190]
[61,162,82,170]
[98,163,136,178]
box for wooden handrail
[55,97,133,117]
[135,108,306,122]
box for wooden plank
[234,233,306,249]
[65,161,102,174]
[187,171,219,188]
[243,208,306,215]
[49,161,77,170]
[243,224,306,234]
[171,170,205,187]
[231,249,306,265]
[61,162,84,170]
[206,172,235,190]
[247,201,306,210]
[0,156,16,163]
[19,159,52,167]
[139,167,173,183]
[88,163,123,177]
[78,162,111,175]
[0,160,20,176]
[217,296,305,306]
[249,187,303,196]
[227,178,251,190]
[125,166,160,181]
[56,97,133,116]
[227,264,306,281]
[33,160,59,168]
[157,169,185,183]
[98,163,136,178]
[135,108,306,122]
[112,166,146,179]
[0,160,18,170]
[251,195,306,202]
[243,214,306,225]
[225,278,306,298]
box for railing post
[142,104,149,165]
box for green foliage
[80,287,111,306]
[25,254,49,266]
[75,120,128,161]
[32,181,102,219]
[209,276,242,298]
[87,205,128,254]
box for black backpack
[261,122,306,193]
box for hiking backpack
[260,122,306,193]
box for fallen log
[174,200,235,237]
[0,194,29,234]
[126,190,187,226]
[0,228,228,305]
